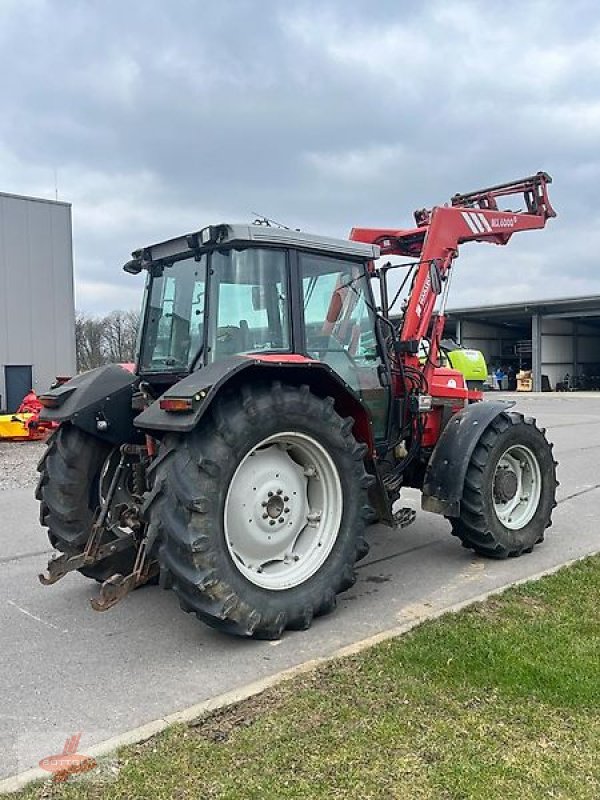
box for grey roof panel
[228,224,380,258]
[135,223,379,262]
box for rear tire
[36,424,138,581]
[451,412,557,558]
[147,382,374,639]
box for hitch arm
[38,452,131,586]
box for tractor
[37,172,558,639]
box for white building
[0,192,76,411]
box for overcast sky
[1,0,599,314]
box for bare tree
[75,312,105,372]
[103,310,139,364]
[75,310,140,372]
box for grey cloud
[0,0,599,313]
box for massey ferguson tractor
[37,172,558,639]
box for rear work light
[159,397,194,413]
[39,396,61,409]
[198,224,228,246]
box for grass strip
[13,555,600,799]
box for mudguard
[39,364,141,445]
[135,354,392,524]
[134,354,375,447]
[421,399,515,517]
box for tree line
[75,310,140,372]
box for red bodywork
[350,173,555,426]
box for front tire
[451,412,557,558]
[148,382,374,638]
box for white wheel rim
[492,444,542,530]
[224,432,343,590]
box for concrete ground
[0,394,598,781]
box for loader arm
[350,172,555,379]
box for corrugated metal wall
[0,192,76,410]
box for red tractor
[37,172,557,638]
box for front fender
[39,364,141,444]
[421,399,515,517]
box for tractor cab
[131,224,390,439]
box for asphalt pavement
[0,394,599,781]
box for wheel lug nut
[261,501,267,507]
[262,513,268,519]
[268,491,273,497]
[278,517,284,523]
[284,495,289,502]
[269,520,275,526]
[277,489,282,495]
[284,507,290,513]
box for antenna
[251,212,290,230]
[53,168,58,201]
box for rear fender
[134,355,374,448]
[421,400,515,517]
[134,355,391,521]
[39,364,141,445]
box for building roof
[447,295,600,322]
[0,190,71,208]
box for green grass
[13,556,600,799]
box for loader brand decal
[490,215,519,228]
[462,210,519,233]
[415,274,431,318]
[461,211,492,234]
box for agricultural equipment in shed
[37,171,558,638]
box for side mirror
[251,285,267,310]
[122,259,142,275]
[429,260,443,295]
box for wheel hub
[492,444,542,530]
[265,493,285,520]
[493,468,518,503]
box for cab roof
[129,223,380,268]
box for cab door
[298,252,390,442]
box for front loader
[37,171,558,638]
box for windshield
[140,255,207,372]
